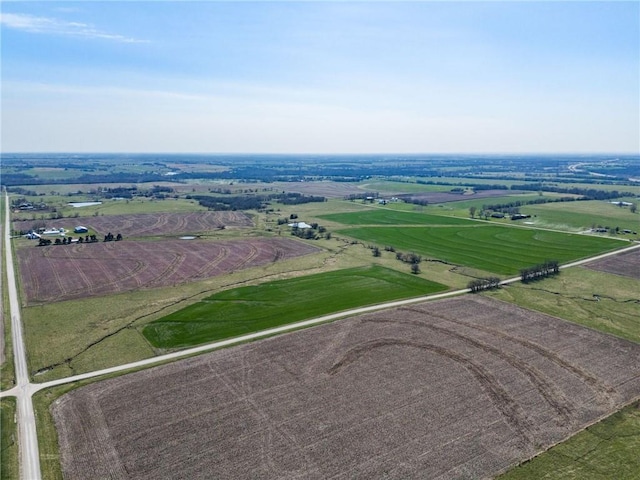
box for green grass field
[143,265,448,349]
[338,225,623,275]
[522,200,639,233]
[499,400,640,480]
[1,397,18,480]
[319,209,475,225]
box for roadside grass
[486,267,640,344]
[142,265,448,349]
[0,397,18,480]
[34,384,81,480]
[337,225,623,276]
[1,195,16,391]
[499,400,640,480]
[521,200,639,233]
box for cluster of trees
[520,260,560,283]
[467,277,501,292]
[290,223,328,240]
[192,192,327,211]
[38,235,98,246]
[36,233,123,246]
[103,232,123,242]
[344,192,380,201]
[393,251,422,274]
[516,184,635,200]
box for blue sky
[1,1,638,153]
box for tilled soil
[583,247,640,280]
[18,237,319,304]
[52,295,640,480]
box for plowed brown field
[52,296,640,480]
[583,247,640,279]
[13,211,253,237]
[18,238,319,304]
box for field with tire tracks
[52,295,640,480]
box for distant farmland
[143,265,447,348]
[13,211,253,237]
[17,238,320,304]
[53,296,640,480]
[337,225,623,275]
[319,209,474,226]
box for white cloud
[0,12,147,43]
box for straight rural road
[2,186,639,479]
[3,191,42,480]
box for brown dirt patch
[17,238,320,304]
[583,247,640,279]
[52,296,640,480]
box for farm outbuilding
[74,226,89,233]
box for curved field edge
[497,399,640,480]
[337,225,624,275]
[1,397,18,480]
[142,265,448,349]
[50,295,640,479]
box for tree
[411,263,420,274]
[469,206,477,218]
[372,246,381,257]
[631,203,637,214]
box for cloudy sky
[1,1,638,153]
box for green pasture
[1,397,18,480]
[500,400,640,480]
[337,225,623,275]
[319,209,475,226]
[521,200,639,232]
[143,265,448,349]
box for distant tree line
[191,193,326,211]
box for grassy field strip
[30,286,470,393]
[338,225,625,275]
[142,266,448,348]
[0,397,18,480]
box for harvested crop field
[17,238,319,304]
[583,247,640,280]
[53,296,640,480]
[13,211,253,237]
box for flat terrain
[17,237,320,304]
[143,265,448,348]
[583,247,640,280]
[53,296,640,480]
[337,224,623,275]
[13,211,252,237]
